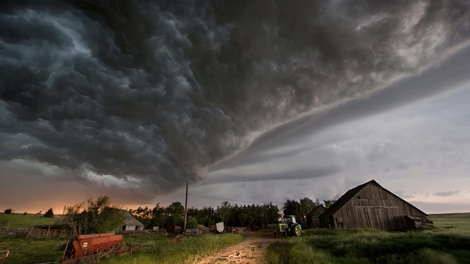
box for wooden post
[183,181,188,233]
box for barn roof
[122,210,145,227]
[321,180,426,217]
[307,205,326,216]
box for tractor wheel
[293,225,301,236]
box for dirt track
[197,231,280,264]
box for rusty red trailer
[73,233,122,258]
[61,232,141,263]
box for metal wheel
[293,225,301,236]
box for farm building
[307,205,326,229]
[28,224,67,238]
[122,210,145,231]
[319,180,433,230]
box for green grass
[100,234,244,264]
[0,213,60,228]
[1,213,245,263]
[0,234,244,264]
[266,213,470,264]
[428,213,470,235]
[0,235,64,264]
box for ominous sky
[1,0,469,214]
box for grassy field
[0,233,244,264]
[266,213,470,264]
[2,213,470,263]
[101,234,244,264]
[0,235,64,263]
[0,213,60,228]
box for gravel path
[197,231,280,264]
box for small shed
[307,205,326,229]
[319,180,432,231]
[198,224,210,234]
[122,210,145,231]
[28,225,66,238]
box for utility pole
[183,181,188,233]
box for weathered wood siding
[307,206,326,229]
[333,184,426,230]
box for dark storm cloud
[201,166,342,186]
[1,0,469,194]
[211,44,470,172]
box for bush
[43,208,54,218]
[4,209,12,214]
[187,217,198,229]
[64,196,126,234]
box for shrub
[43,208,54,218]
[187,217,198,229]
[64,196,126,234]
[4,209,12,214]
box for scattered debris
[170,235,187,243]
[404,215,434,229]
[0,242,10,264]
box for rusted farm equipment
[61,232,142,264]
[0,243,10,264]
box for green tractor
[274,215,301,238]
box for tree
[299,197,316,221]
[187,217,198,229]
[4,209,12,214]
[323,196,338,208]
[64,196,126,234]
[150,203,166,228]
[44,208,54,218]
[216,201,232,224]
[166,202,184,227]
[283,199,302,221]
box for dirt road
[197,231,279,264]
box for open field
[0,213,60,229]
[0,233,244,264]
[266,213,470,264]
[0,235,64,264]
[428,213,470,235]
[1,213,469,263]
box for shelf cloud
[1,0,469,201]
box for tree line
[57,195,337,234]
[129,197,337,230]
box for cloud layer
[1,0,469,199]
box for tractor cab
[281,215,297,224]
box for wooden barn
[319,180,432,230]
[122,210,145,231]
[307,205,326,229]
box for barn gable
[320,180,430,230]
[307,205,326,228]
[122,210,145,231]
